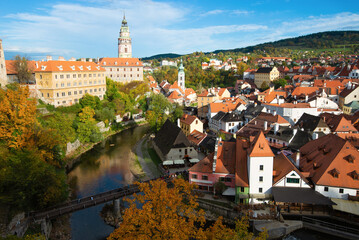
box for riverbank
[65,121,148,172]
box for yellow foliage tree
[108,179,268,240]
[0,84,37,149]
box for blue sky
[1,0,359,60]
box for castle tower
[118,15,132,58]
[178,59,185,91]
[0,39,7,88]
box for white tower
[178,59,185,91]
[118,15,132,58]
[247,131,274,203]
[0,39,7,88]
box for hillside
[142,31,359,60]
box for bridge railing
[302,216,359,236]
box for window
[78,74,82,78]
[89,74,92,77]
[79,90,83,94]
[61,83,64,87]
[40,75,42,79]
[259,176,263,182]
[259,165,263,171]
[73,74,76,78]
[62,92,65,96]
[55,75,58,79]
[74,91,77,95]
[179,149,182,152]
[259,188,263,193]
[66,74,70,78]
[57,93,59,97]
[339,189,344,194]
[192,174,197,179]
[68,92,71,96]
[47,93,49,97]
[60,75,64,79]
[240,187,245,192]
[286,178,299,184]
[202,175,208,180]
[324,187,329,192]
[67,82,71,86]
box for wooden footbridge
[29,178,170,221]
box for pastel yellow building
[254,67,280,88]
[35,61,106,107]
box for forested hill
[142,31,359,60]
[142,53,182,61]
[213,31,359,53]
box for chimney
[274,123,279,134]
[273,110,277,116]
[213,138,221,173]
[46,55,52,61]
[58,56,65,61]
[254,120,257,125]
[312,132,318,140]
[264,121,268,131]
[177,118,180,128]
[295,152,300,168]
[305,95,308,102]
[81,58,86,62]
[89,58,93,62]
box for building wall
[273,171,310,188]
[189,172,235,190]
[315,185,357,199]
[36,70,106,107]
[264,104,318,125]
[0,39,7,87]
[309,97,339,109]
[166,147,197,161]
[198,95,218,108]
[235,187,249,204]
[248,156,273,196]
[190,119,203,134]
[102,65,143,83]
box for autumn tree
[0,84,37,149]
[14,55,34,84]
[79,93,101,109]
[77,106,101,143]
[108,179,268,240]
[146,93,172,132]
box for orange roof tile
[167,91,182,99]
[180,114,198,125]
[215,141,236,174]
[273,153,309,185]
[188,153,214,173]
[299,134,359,189]
[98,57,143,67]
[5,60,37,74]
[248,131,274,157]
[209,98,242,113]
[291,87,320,97]
[169,81,184,94]
[235,139,249,187]
[187,130,206,145]
[34,60,105,72]
[185,88,196,96]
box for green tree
[260,81,269,91]
[43,112,77,145]
[95,107,115,126]
[272,78,287,89]
[146,94,172,132]
[14,55,34,84]
[79,93,100,109]
[77,107,100,143]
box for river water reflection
[68,125,149,240]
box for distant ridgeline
[142,31,359,60]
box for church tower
[118,15,132,58]
[0,39,7,88]
[178,59,185,91]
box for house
[266,126,312,150]
[295,113,331,136]
[297,134,359,199]
[254,67,280,89]
[343,101,359,115]
[320,113,357,133]
[209,111,242,133]
[237,112,290,139]
[179,114,203,136]
[153,119,198,166]
[339,83,359,109]
[197,87,231,108]
[207,97,246,119]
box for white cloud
[200,10,225,17]
[200,9,252,17]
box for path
[135,136,161,180]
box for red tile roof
[298,134,359,189]
[98,57,143,67]
[248,131,274,157]
[5,60,37,74]
[180,114,198,125]
[273,153,309,185]
[187,130,206,146]
[291,87,320,97]
[36,60,105,72]
[188,153,214,173]
[215,141,236,174]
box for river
[67,125,149,240]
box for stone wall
[66,139,81,155]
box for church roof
[248,131,275,157]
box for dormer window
[70,65,75,71]
[115,61,117,65]
[87,66,91,70]
[41,65,47,71]
[79,66,83,70]
[58,65,63,71]
[96,66,100,70]
[329,168,340,178]
[103,62,106,65]
[350,170,359,180]
[126,62,129,65]
[344,154,355,163]
[136,62,139,65]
